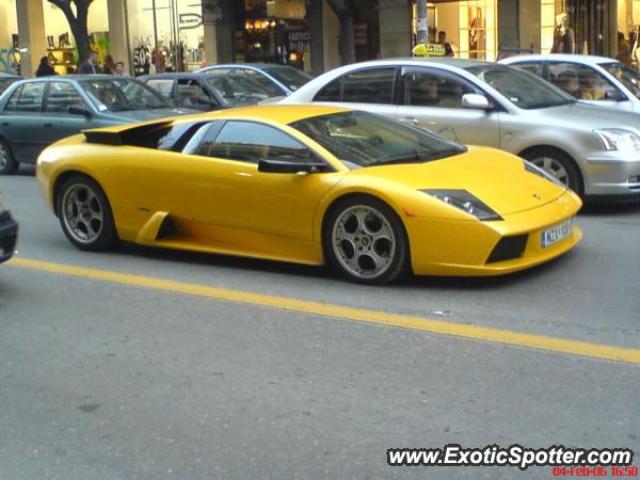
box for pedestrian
[437,31,454,57]
[35,56,56,77]
[78,51,100,74]
[102,54,116,74]
[114,61,127,76]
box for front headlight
[594,128,640,152]
[421,189,502,221]
[524,161,563,186]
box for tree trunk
[326,0,356,65]
[47,0,93,65]
[338,12,355,64]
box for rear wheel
[522,147,582,196]
[56,175,118,251]
[0,139,18,175]
[323,196,409,284]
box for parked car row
[1,56,638,282]
[283,57,640,202]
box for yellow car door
[181,120,343,241]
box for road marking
[8,256,640,365]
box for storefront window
[236,0,309,69]
[0,0,19,74]
[458,0,497,60]
[413,1,497,61]
[43,0,110,74]
[541,0,557,53]
[127,0,205,76]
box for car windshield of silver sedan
[290,111,466,168]
[263,66,312,91]
[79,78,172,112]
[467,65,575,110]
[601,62,640,98]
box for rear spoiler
[83,121,175,148]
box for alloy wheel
[530,156,569,186]
[331,205,397,280]
[61,183,105,244]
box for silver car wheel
[332,205,396,280]
[61,183,104,244]
[0,143,9,170]
[530,156,569,186]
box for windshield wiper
[375,148,464,166]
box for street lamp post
[416,0,428,44]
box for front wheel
[522,148,582,196]
[0,139,18,175]
[56,175,119,251]
[323,196,410,284]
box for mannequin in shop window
[551,13,575,54]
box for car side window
[4,82,45,112]
[146,79,174,98]
[512,62,544,78]
[176,79,216,108]
[314,68,396,104]
[402,68,477,108]
[548,63,618,100]
[45,82,88,113]
[209,121,313,164]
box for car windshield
[290,111,466,168]
[79,78,172,112]
[204,70,283,103]
[600,62,640,98]
[467,64,575,109]
[263,65,312,91]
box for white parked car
[500,54,640,113]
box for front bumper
[407,190,582,276]
[583,151,640,198]
[0,211,18,264]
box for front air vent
[486,234,528,263]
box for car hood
[103,107,197,123]
[534,101,640,129]
[355,146,568,216]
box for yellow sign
[412,43,446,57]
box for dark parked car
[0,192,17,264]
[139,73,229,111]
[0,75,196,174]
[0,73,21,96]
[196,64,312,96]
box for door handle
[43,123,53,127]
[0,122,9,126]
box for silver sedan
[282,58,640,201]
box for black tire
[0,139,18,175]
[323,195,410,285]
[55,174,119,251]
[522,147,583,196]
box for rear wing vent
[83,121,174,149]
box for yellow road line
[8,256,640,365]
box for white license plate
[541,219,572,248]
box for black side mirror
[68,106,92,117]
[258,158,329,174]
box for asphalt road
[1,168,639,479]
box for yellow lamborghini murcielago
[37,105,582,284]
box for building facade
[0,0,636,77]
